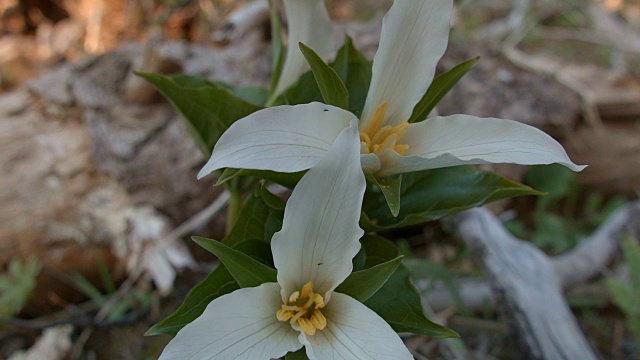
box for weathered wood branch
[435,201,639,359]
[554,201,640,287]
[444,207,600,360]
[420,201,640,313]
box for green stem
[226,188,243,235]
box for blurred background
[1,0,639,359]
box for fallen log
[437,205,640,359]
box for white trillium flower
[198,0,585,181]
[159,122,413,360]
[271,0,334,101]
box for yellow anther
[313,293,324,308]
[276,308,294,321]
[276,282,327,336]
[301,282,314,298]
[361,102,388,137]
[360,102,410,156]
[310,310,327,330]
[298,318,317,336]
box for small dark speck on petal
[323,109,329,112]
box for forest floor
[1,0,640,359]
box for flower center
[360,102,410,156]
[276,281,327,336]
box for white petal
[360,0,453,128]
[376,115,586,176]
[301,293,413,360]
[198,103,357,179]
[159,283,301,360]
[272,120,365,302]
[273,0,334,99]
[360,153,381,174]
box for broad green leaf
[336,256,403,302]
[136,72,262,156]
[364,265,459,338]
[351,246,367,272]
[299,42,350,110]
[0,258,40,317]
[227,85,268,106]
[362,166,542,231]
[285,348,309,360]
[193,237,277,288]
[331,36,373,117]
[272,70,324,106]
[268,0,285,97]
[358,236,457,337]
[161,74,267,106]
[223,185,285,248]
[408,57,479,123]
[145,264,239,335]
[230,240,274,267]
[217,168,305,189]
[367,174,402,217]
[360,235,399,267]
[147,186,284,335]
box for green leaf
[0,258,40,317]
[136,72,262,156]
[364,265,459,338]
[285,348,309,360]
[228,85,268,106]
[268,0,285,98]
[351,246,367,272]
[223,185,285,248]
[193,237,277,288]
[272,36,372,112]
[367,174,402,217]
[166,75,266,106]
[145,264,239,335]
[148,186,284,335]
[299,42,350,110]
[217,168,305,189]
[330,36,372,117]
[272,70,324,106]
[362,166,542,231]
[336,256,403,302]
[230,240,274,267]
[360,235,399,267]
[409,57,479,123]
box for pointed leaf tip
[192,236,277,288]
[299,42,350,110]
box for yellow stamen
[288,291,300,303]
[310,310,327,330]
[301,282,313,298]
[298,318,317,336]
[359,102,410,156]
[276,308,294,321]
[276,281,327,336]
